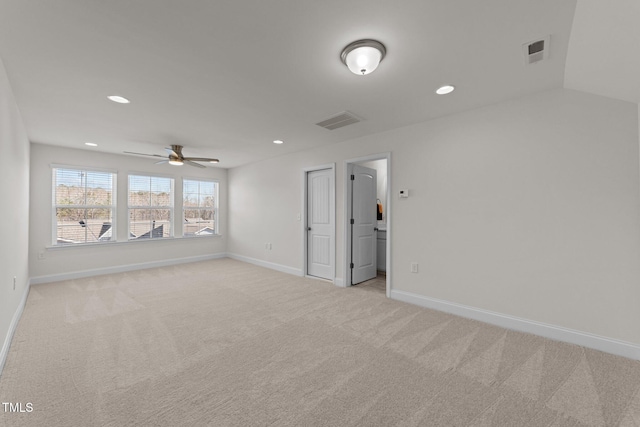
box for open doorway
[344,153,390,297]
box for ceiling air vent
[315,111,362,130]
[523,36,550,65]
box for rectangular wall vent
[523,36,550,65]
[316,111,362,130]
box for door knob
[307,227,311,231]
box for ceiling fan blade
[184,157,220,163]
[123,151,166,158]
[154,160,169,165]
[164,147,179,157]
[183,159,206,168]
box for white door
[351,164,377,285]
[307,169,333,279]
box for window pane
[87,209,113,242]
[129,175,151,206]
[152,209,171,237]
[183,179,199,194]
[55,169,85,205]
[151,177,172,207]
[184,209,214,236]
[129,208,171,239]
[200,181,214,195]
[56,208,85,244]
[129,209,150,238]
[56,208,112,244]
[128,175,174,239]
[53,168,116,245]
[201,194,215,208]
[182,179,216,237]
[183,192,198,207]
[151,190,171,207]
[86,172,113,206]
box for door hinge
[350,218,354,225]
[350,262,354,269]
[350,174,355,180]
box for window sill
[46,234,222,250]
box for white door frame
[302,163,336,282]
[343,153,391,297]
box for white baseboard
[0,280,31,378]
[29,253,228,285]
[391,289,640,361]
[334,278,346,287]
[227,253,303,277]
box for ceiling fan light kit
[341,39,386,75]
[123,144,219,168]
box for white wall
[229,88,640,345]
[0,58,30,371]
[29,144,228,281]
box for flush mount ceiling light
[273,139,284,144]
[84,142,98,147]
[340,39,386,76]
[107,95,130,104]
[436,85,455,95]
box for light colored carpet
[1,258,640,426]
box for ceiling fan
[123,145,219,168]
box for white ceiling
[0,0,581,168]
[564,0,640,104]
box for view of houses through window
[53,167,116,245]
[52,167,219,245]
[128,175,174,239]
[183,179,217,236]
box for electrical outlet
[410,263,418,273]
[38,251,45,260]
[296,213,301,221]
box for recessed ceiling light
[84,142,98,147]
[107,95,130,104]
[273,140,284,144]
[436,85,455,95]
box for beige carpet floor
[1,258,640,426]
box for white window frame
[182,178,219,237]
[127,174,175,240]
[51,165,117,246]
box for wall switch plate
[296,213,301,221]
[410,263,418,273]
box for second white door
[351,164,377,285]
[307,168,334,280]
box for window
[183,179,218,236]
[53,167,116,245]
[128,175,174,239]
